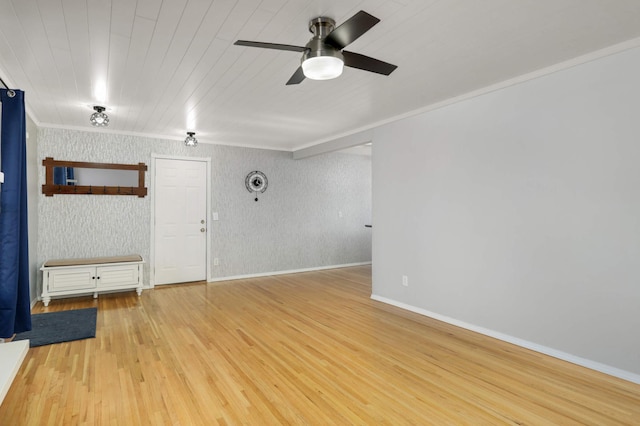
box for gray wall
[372,46,640,377]
[211,146,371,277]
[37,128,371,291]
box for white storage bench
[41,255,144,306]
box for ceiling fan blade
[286,66,306,85]
[324,10,380,50]
[342,51,397,76]
[234,40,306,53]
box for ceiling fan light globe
[302,56,344,80]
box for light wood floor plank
[1,266,639,424]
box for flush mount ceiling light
[301,55,344,80]
[90,105,109,127]
[184,131,198,147]
[301,46,344,80]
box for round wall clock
[245,171,268,201]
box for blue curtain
[66,167,75,185]
[53,167,75,185]
[0,88,31,338]
[53,166,65,185]
[54,167,76,185]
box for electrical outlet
[338,211,343,218]
[402,275,408,287]
[214,258,219,266]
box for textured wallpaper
[37,128,371,287]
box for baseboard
[208,262,372,283]
[370,294,640,385]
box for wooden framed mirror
[42,157,147,197]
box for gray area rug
[14,307,97,347]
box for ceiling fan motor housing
[303,17,343,63]
[308,17,335,37]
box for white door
[154,158,207,285]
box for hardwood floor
[1,266,639,425]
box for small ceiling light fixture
[90,105,109,127]
[184,131,198,147]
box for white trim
[0,340,29,406]
[295,37,640,152]
[293,130,373,159]
[38,123,289,151]
[206,158,213,282]
[208,262,372,283]
[151,153,205,161]
[149,155,157,288]
[370,294,640,385]
[150,154,212,288]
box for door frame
[149,154,212,288]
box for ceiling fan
[234,10,397,85]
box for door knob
[200,228,206,232]
[201,220,205,224]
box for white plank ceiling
[1,0,640,151]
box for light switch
[212,212,219,221]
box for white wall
[372,46,640,379]
[26,116,38,303]
[36,129,371,291]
